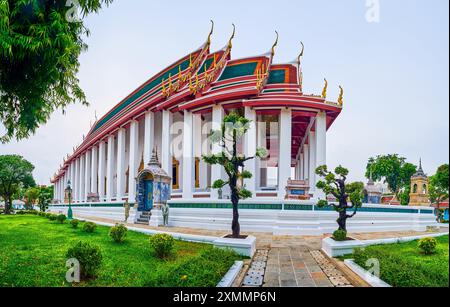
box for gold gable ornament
[338,85,344,107]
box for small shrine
[135,149,172,212]
[363,178,382,204]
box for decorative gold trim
[338,85,344,107]
[322,78,328,99]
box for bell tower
[409,159,430,206]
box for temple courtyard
[61,214,450,287]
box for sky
[0,0,449,185]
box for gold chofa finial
[322,78,328,99]
[271,31,279,57]
[228,23,236,49]
[297,42,305,65]
[338,85,344,106]
[207,20,214,47]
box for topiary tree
[202,112,267,238]
[315,165,364,233]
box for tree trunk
[230,177,240,238]
[337,211,347,232]
[4,196,12,215]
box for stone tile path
[242,250,268,287]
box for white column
[300,152,304,180]
[308,131,317,194]
[54,181,58,202]
[79,154,85,202]
[182,111,194,198]
[161,110,173,176]
[210,105,225,198]
[98,141,106,200]
[69,163,74,199]
[84,150,91,202]
[315,112,327,199]
[90,146,98,196]
[106,135,115,201]
[278,108,292,199]
[128,120,139,203]
[55,181,59,202]
[116,128,126,201]
[303,144,309,182]
[74,158,80,202]
[244,107,257,195]
[144,111,155,165]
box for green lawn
[345,235,449,287]
[0,215,241,287]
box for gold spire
[338,85,344,106]
[322,78,328,99]
[271,31,279,58]
[228,23,236,49]
[206,20,214,47]
[297,42,305,65]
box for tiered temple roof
[51,23,343,183]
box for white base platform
[48,202,440,236]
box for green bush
[149,233,175,259]
[48,214,57,221]
[70,219,80,229]
[83,222,97,233]
[66,241,103,280]
[109,224,128,243]
[418,237,437,255]
[56,214,67,224]
[333,229,347,241]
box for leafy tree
[24,186,40,209]
[316,165,364,233]
[202,112,267,238]
[429,164,449,206]
[0,0,113,142]
[37,185,53,212]
[346,182,364,194]
[366,154,417,202]
[0,155,35,214]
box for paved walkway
[70,213,448,288]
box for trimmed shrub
[83,222,97,233]
[70,219,80,229]
[418,237,437,255]
[109,224,128,243]
[48,214,57,221]
[56,214,67,224]
[333,229,347,241]
[66,241,103,280]
[149,233,175,259]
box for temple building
[50,24,343,204]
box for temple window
[172,157,180,189]
[195,157,200,188]
[413,184,418,193]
